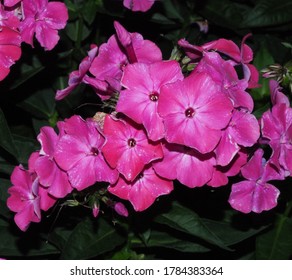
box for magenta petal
[55,134,89,171]
[14,204,40,231]
[270,80,289,106]
[251,183,280,213]
[230,110,260,147]
[241,149,264,181]
[37,126,58,156]
[67,156,96,190]
[216,131,239,166]
[42,2,68,30]
[229,181,255,213]
[35,22,60,50]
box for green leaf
[256,215,292,259]
[83,1,98,25]
[60,217,126,259]
[0,156,14,175]
[154,202,231,250]
[144,230,210,253]
[242,0,292,28]
[0,218,59,257]
[0,108,19,159]
[13,135,38,164]
[18,89,56,119]
[9,57,45,90]
[201,218,267,247]
[198,0,244,31]
[0,179,12,219]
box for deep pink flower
[109,166,173,211]
[55,45,104,100]
[102,115,163,182]
[228,149,283,213]
[54,115,119,190]
[0,26,21,81]
[89,22,162,93]
[179,34,259,88]
[270,79,289,106]
[195,52,254,111]
[20,0,68,50]
[215,109,260,166]
[0,3,20,29]
[123,0,155,12]
[153,143,215,188]
[34,126,73,198]
[117,61,183,141]
[208,149,248,187]
[3,0,21,7]
[7,166,41,231]
[158,72,233,154]
[261,103,292,175]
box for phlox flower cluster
[5,19,292,231]
[0,0,68,81]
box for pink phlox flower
[178,35,259,88]
[34,126,73,198]
[55,45,108,100]
[54,115,119,191]
[158,72,233,154]
[102,114,163,182]
[153,142,216,188]
[28,152,58,211]
[208,149,248,187]
[89,21,162,93]
[109,165,173,211]
[261,102,292,175]
[0,3,20,29]
[228,149,284,213]
[123,0,156,12]
[215,109,260,166]
[7,165,41,231]
[3,0,21,7]
[0,26,21,81]
[269,79,290,106]
[117,60,183,141]
[195,52,254,111]
[20,0,68,50]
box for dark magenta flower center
[90,147,99,156]
[185,107,195,118]
[149,92,159,102]
[127,138,136,147]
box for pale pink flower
[92,202,99,218]
[123,0,156,12]
[0,26,21,81]
[20,0,68,50]
[229,149,283,213]
[158,72,233,154]
[54,115,119,190]
[109,166,173,211]
[117,60,183,141]
[102,115,163,182]
[153,143,215,188]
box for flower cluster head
[7,17,292,231]
[0,0,68,81]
